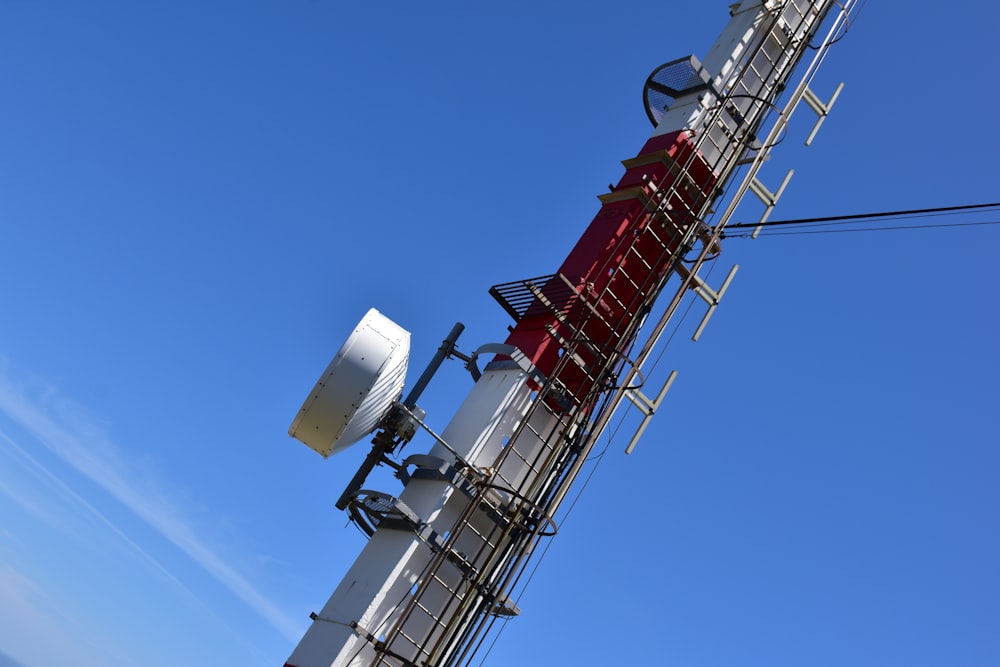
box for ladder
[360,2,855,665]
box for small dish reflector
[289,308,410,457]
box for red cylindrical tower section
[503,129,716,402]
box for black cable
[726,219,1000,239]
[473,271,708,666]
[724,201,1000,230]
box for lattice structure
[366,3,851,666]
[283,3,858,666]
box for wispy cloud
[0,428,274,665]
[0,561,120,667]
[0,441,62,531]
[0,427,170,578]
[0,648,31,667]
[0,365,301,643]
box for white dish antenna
[289,308,410,457]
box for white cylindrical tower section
[285,364,546,667]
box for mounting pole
[335,323,466,512]
[403,322,466,408]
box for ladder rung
[397,630,432,657]
[430,569,465,592]
[414,600,448,629]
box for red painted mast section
[281,3,854,666]
[504,130,716,401]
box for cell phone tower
[283,1,858,665]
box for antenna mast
[284,2,858,665]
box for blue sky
[1,2,997,666]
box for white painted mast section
[654,0,828,167]
[284,2,840,665]
[286,365,559,667]
[653,1,771,136]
